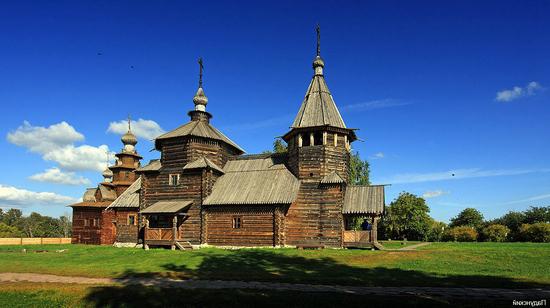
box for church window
[232,217,242,229]
[169,174,180,186]
[302,134,311,146]
[128,214,136,226]
[314,131,323,145]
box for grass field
[0,242,549,288]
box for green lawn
[0,242,549,288]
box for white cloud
[0,184,77,207]
[7,121,113,172]
[341,99,410,112]
[422,190,449,199]
[382,167,550,184]
[370,152,385,160]
[29,168,91,186]
[7,121,84,153]
[502,193,550,205]
[107,118,165,140]
[496,81,543,102]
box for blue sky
[0,0,549,222]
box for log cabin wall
[204,205,280,247]
[71,208,104,244]
[100,210,116,244]
[112,208,139,243]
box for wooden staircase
[174,241,194,250]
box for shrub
[442,226,478,242]
[519,223,550,242]
[481,224,510,242]
[0,222,22,237]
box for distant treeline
[0,208,71,238]
[378,192,550,243]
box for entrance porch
[141,199,193,250]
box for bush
[442,226,478,242]
[519,223,550,242]
[481,224,510,242]
[0,222,22,237]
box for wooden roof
[320,171,345,184]
[106,178,141,209]
[69,201,112,208]
[204,155,300,205]
[155,120,244,153]
[291,68,346,129]
[141,199,193,214]
[183,157,224,174]
[98,184,117,201]
[343,185,385,215]
[83,188,97,202]
[136,159,161,172]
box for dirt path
[398,242,432,250]
[1,272,548,300]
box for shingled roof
[204,155,300,205]
[320,171,345,184]
[343,185,385,214]
[107,178,141,209]
[291,58,346,129]
[136,159,161,172]
[183,157,224,174]
[155,121,244,153]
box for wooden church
[70,29,385,249]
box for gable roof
[343,185,385,215]
[106,178,141,209]
[136,159,161,172]
[155,120,244,153]
[98,184,117,201]
[320,171,345,184]
[141,199,193,214]
[291,67,346,129]
[204,155,300,205]
[183,157,224,174]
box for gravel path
[1,272,548,300]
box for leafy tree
[380,192,431,240]
[2,208,23,226]
[425,219,447,242]
[449,208,484,230]
[481,224,510,242]
[442,226,478,242]
[519,223,550,242]
[523,206,550,224]
[349,151,370,185]
[492,211,526,241]
[59,213,72,238]
[273,138,287,153]
[0,222,22,237]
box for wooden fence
[0,238,71,245]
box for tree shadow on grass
[84,249,547,307]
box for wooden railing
[145,228,174,241]
[0,238,71,245]
[343,230,371,244]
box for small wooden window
[128,214,136,226]
[169,174,180,186]
[84,219,89,227]
[91,218,98,227]
[232,217,242,229]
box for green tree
[425,219,447,242]
[2,208,23,226]
[0,222,22,237]
[523,206,550,224]
[519,223,550,242]
[273,138,287,153]
[449,208,484,230]
[481,224,510,242]
[349,151,370,185]
[492,211,526,241]
[380,192,431,240]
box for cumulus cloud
[382,167,550,184]
[107,118,165,140]
[0,184,77,207]
[7,121,113,172]
[496,81,543,102]
[29,168,91,186]
[422,190,449,199]
[370,152,385,160]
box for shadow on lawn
[83,249,544,307]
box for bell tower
[283,25,357,247]
[109,116,142,196]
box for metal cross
[127,114,131,131]
[316,24,321,56]
[198,57,204,88]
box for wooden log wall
[71,208,115,245]
[113,208,139,243]
[204,205,279,247]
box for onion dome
[102,167,113,182]
[121,130,137,146]
[193,87,208,112]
